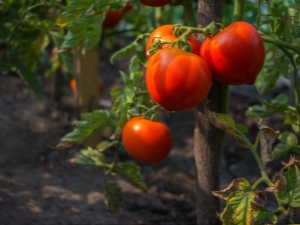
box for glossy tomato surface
[140,0,172,7]
[103,9,124,29]
[146,48,212,111]
[146,24,201,59]
[122,117,172,164]
[200,21,265,85]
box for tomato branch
[261,35,300,56]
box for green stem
[278,46,300,133]
[155,7,162,27]
[250,177,265,190]
[233,0,244,21]
[234,130,273,187]
[182,0,197,27]
[256,0,262,28]
[261,35,300,55]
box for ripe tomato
[70,78,104,94]
[200,21,265,85]
[146,24,201,59]
[102,9,124,29]
[146,48,212,111]
[122,117,172,164]
[139,0,172,7]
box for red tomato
[124,1,134,12]
[200,21,265,85]
[70,78,104,94]
[122,117,172,163]
[146,24,201,59]
[146,48,212,111]
[102,9,124,29]
[139,0,172,7]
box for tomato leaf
[103,180,123,211]
[246,94,289,118]
[84,14,104,50]
[75,147,107,166]
[96,140,119,152]
[56,0,94,27]
[10,59,45,96]
[110,33,150,63]
[277,164,300,207]
[213,178,277,225]
[271,131,299,160]
[114,162,147,192]
[60,110,115,144]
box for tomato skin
[146,25,201,59]
[139,0,172,7]
[102,9,124,29]
[122,117,172,164]
[200,21,265,85]
[146,48,212,112]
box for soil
[0,47,299,225]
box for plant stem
[261,35,300,55]
[182,0,198,27]
[234,130,273,187]
[233,0,244,21]
[155,7,162,27]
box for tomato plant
[146,24,201,59]
[146,48,212,111]
[122,116,172,163]
[139,0,172,7]
[200,21,265,85]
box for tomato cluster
[122,21,265,164]
[145,21,265,110]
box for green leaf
[216,113,236,127]
[56,0,94,27]
[103,180,123,211]
[114,162,147,191]
[10,59,45,96]
[61,110,115,143]
[246,94,289,118]
[277,164,300,207]
[84,14,104,50]
[235,125,249,133]
[61,14,93,49]
[75,147,107,166]
[96,140,119,152]
[271,131,299,160]
[110,33,150,63]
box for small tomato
[139,0,172,7]
[122,117,172,164]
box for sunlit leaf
[114,162,147,191]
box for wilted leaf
[277,163,300,207]
[265,172,287,193]
[103,180,123,211]
[114,162,147,191]
[212,178,251,200]
[256,121,280,166]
